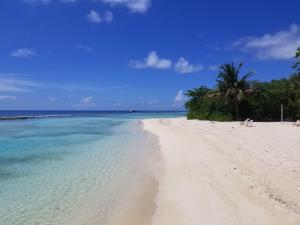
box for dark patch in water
[0,152,63,166]
[0,119,124,139]
[10,130,112,139]
[0,169,24,181]
[0,115,70,121]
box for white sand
[143,118,300,225]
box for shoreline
[63,120,161,225]
[106,121,161,225]
[143,118,300,225]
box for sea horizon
[0,110,186,116]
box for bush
[185,74,300,121]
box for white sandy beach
[143,118,300,225]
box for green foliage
[293,47,300,72]
[185,54,300,121]
[186,88,232,121]
[246,75,300,120]
[216,62,254,120]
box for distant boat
[129,110,137,113]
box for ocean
[0,111,185,225]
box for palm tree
[216,62,254,120]
[185,86,210,99]
[293,46,300,72]
[297,47,300,56]
[185,86,210,110]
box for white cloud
[10,48,37,58]
[77,45,93,52]
[82,96,95,106]
[126,0,150,13]
[104,11,114,23]
[22,0,51,3]
[209,65,219,71]
[147,99,157,105]
[21,0,150,13]
[113,101,125,107]
[174,90,187,104]
[48,97,56,102]
[130,51,172,69]
[0,83,27,92]
[138,97,145,104]
[174,57,203,74]
[22,0,78,3]
[231,24,300,60]
[0,95,17,101]
[61,0,77,2]
[86,10,102,24]
[0,76,42,92]
[101,0,151,13]
[0,74,125,96]
[86,10,113,24]
[131,52,204,73]
[138,97,157,105]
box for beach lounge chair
[240,119,250,126]
[247,120,254,127]
[293,120,300,127]
[240,119,254,127]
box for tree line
[185,47,300,121]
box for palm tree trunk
[235,100,240,121]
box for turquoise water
[0,112,184,225]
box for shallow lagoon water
[0,112,184,225]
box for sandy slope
[143,118,300,225]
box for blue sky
[0,0,299,110]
